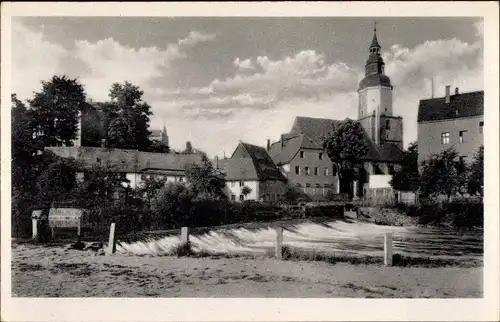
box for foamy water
[115,220,483,260]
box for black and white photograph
[1,2,499,322]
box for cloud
[11,20,216,102]
[187,50,360,109]
[178,31,216,46]
[233,57,254,70]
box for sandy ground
[11,243,482,298]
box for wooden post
[275,227,284,260]
[181,227,189,244]
[107,223,116,254]
[77,222,81,239]
[384,232,393,266]
[32,219,38,240]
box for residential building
[417,87,484,165]
[46,146,204,190]
[268,26,404,199]
[217,141,287,202]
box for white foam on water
[115,220,481,259]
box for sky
[12,17,483,158]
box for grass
[156,242,481,268]
[279,245,480,268]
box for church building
[268,26,404,200]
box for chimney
[215,156,219,169]
[280,134,285,149]
[445,85,451,104]
[267,139,271,151]
[101,139,106,148]
[455,87,459,95]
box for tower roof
[370,24,381,49]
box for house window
[231,195,236,201]
[388,165,395,175]
[332,165,338,176]
[441,132,450,145]
[305,167,310,175]
[316,183,321,188]
[305,183,311,188]
[179,177,183,182]
[314,167,319,176]
[239,195,244,201]
[295,166,300,175]
[459,130,467,143]
[239,181,244,187]
[296,183,302,187]
[319,153,323,160]
[385,119,390,129]
[300,151,304,158]
[480,121,484,134]
[324,167,329,176]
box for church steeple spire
[370,21,381,54]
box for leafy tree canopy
[390,141,420,191]
[29,75,86,147]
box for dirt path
[11,244,482,298]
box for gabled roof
[269,116,403,164]
[46,147,204,173]
[417,90,484,123]
[218,142,286,181]
[290,116,344,142]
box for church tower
[358,24,403,149]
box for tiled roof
[269,116,403,164]
[46,147,203,173]
[290,116,344,142]
[137,152,203,171]
[417,90,484,123]
[218,142,286,181]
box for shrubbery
[386,199,483,230]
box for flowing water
[116,219,483,261]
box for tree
[11,94,47,236]
[29,75,86,147]
[184,159,227,200]
[107,115,136,149]
[241,186,252,200]
[137,175,167,208]
[419,148,467,200]
[147,140,170,153]
[390,141,420,191]
[468,145,484,195]
[150,182,193,228]
[73,163,130,208]
[323,119,369,198]
[36,157,80,208]
[183,141,194,154]
[105,82,153,150]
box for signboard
[48,208,83,228]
